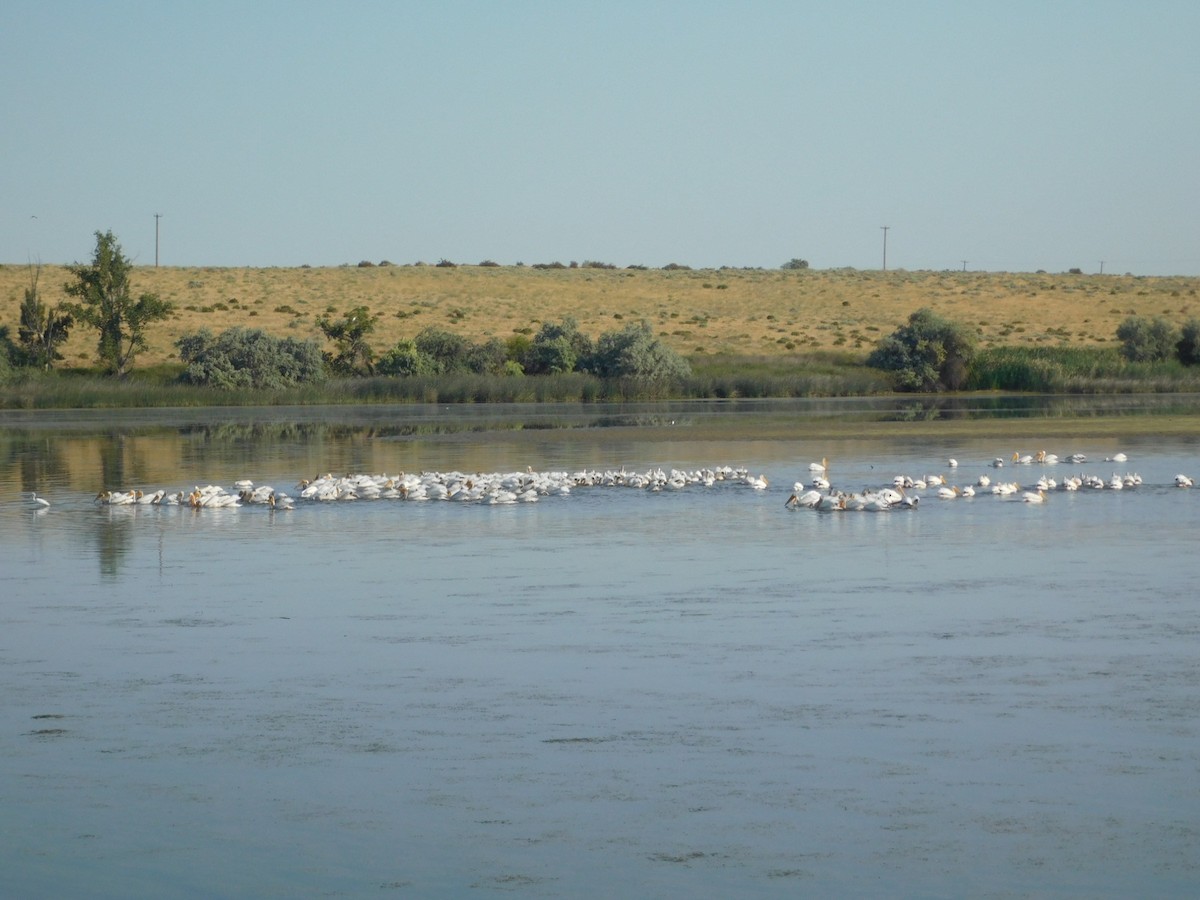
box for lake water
[2,400,1199,898]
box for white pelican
[809,458,828,473]
[1175,474,1194,488]
[1013,452,1034,465]
[28,491,51,509]
[960,485,975,498]
[1105,452,1128,463]
[1022,489,1046,503]
[977,474,991,488]
[936,485,960,500]
[811,475,830,491]
[745,473,769,490]
[990,458,1005,468]
[947,458,958,468]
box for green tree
[63,230,173,376]
[781,258,810,270]
[1115,316,1178,363]
[0,326,16,384]
[17,262,73,370]
[316,305,378,375]
[867,307,976,391]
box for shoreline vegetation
[3,261,1200,409]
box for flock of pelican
[82,465,768,510]
[786,452,1194,512]
[22,451,1194,515]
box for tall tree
[64,230,173,376]
[316,305,378,375]
[18,262,73,370]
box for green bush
[413,327,472,373]
[176,327,325,389]
[583,321,691,381]
[866,307,976,391]
[1176,318,1200,366]
[524,317,593,375]
[1116,315,1178,362]
[376,339,438,376]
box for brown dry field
[2,263,1198,368]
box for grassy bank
[968,346,1200,393]
[5,346,1200,410]
[0,352,891,409]
[4,263,1198,371]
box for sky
[3,1,1198,274]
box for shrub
[1116,316,1178,362]
[583,321,691,381]
[376,339,439,376]
[866,307,976,391]
[176,327,325,389]
[1176,318,1200,365]
[781,258,810,270]
[464,337,510,375]
[523,317,594,375]
[414,327,472,373]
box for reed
[967,346,1200,393]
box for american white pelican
[811,475,830,491]
[745,474,769,490]
[1105,452,1128,463]
[960,485,975,498]
[990,458,1005,468]
[1013,452,1034,465]
[937,485,960,500]
[1022,489,1046,503]
[977,474,991,487]
[947,458,958,468]
[1067,453,1087,464]
[1175,474,1194,488]
[809,458,828,473]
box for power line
[880,226,889,271]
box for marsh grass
[968,346,1200,393]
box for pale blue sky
[3,1,1198,273]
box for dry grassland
[2,263,1197,368]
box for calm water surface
[2,402,1199,898]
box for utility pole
[154,213,162,267]
[961,260,968,272]
[880,226,889,271]
[1099,260,1105,275]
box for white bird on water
[28,492,50,509]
